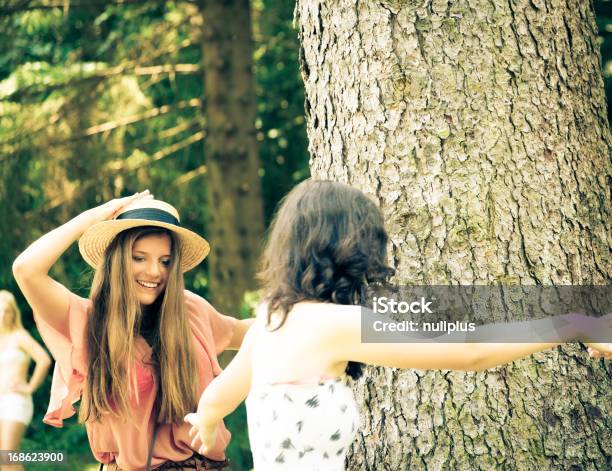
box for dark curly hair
[258,179,394,379]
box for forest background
[0,0,610,470]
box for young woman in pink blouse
[13,190,251,470]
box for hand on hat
[84,190,154,225]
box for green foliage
[0,0,309,466]
[224,403,254,471]
[22,415,93,470]
[254,0,311,223]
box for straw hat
[78,199,209,272]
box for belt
[100,453,228,470]
[99,423,229,471]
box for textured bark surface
[200,0,265,315]
[295,0,612,469]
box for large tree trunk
[295,0,611,469]
[199,0,265,315]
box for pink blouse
[34,290,238,470]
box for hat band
[116,208,181,226]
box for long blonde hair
[80,227,198,424]
[0,290,23,333]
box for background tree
[295,0,611,469]
[199,0,265,315]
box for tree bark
[295,0,611,469]
[199,0,265,315]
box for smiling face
[131,233,173,306]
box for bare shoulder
[254,302,269,322]
[252,302,361,340]
[292,303,362,336]
[313,303,361,321]
[239,305,269,340]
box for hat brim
[78,219,209,273]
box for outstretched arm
[186,325,254,454]
[326,307,610,371]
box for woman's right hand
[81,190,153,225]
[185,413,219,456]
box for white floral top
[246,375,359,470]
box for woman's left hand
[586,343,612,359]
[184,413,218,456]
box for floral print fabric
[246,376,359,470]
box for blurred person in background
[12,191,252,470]
[0,290,51,471]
